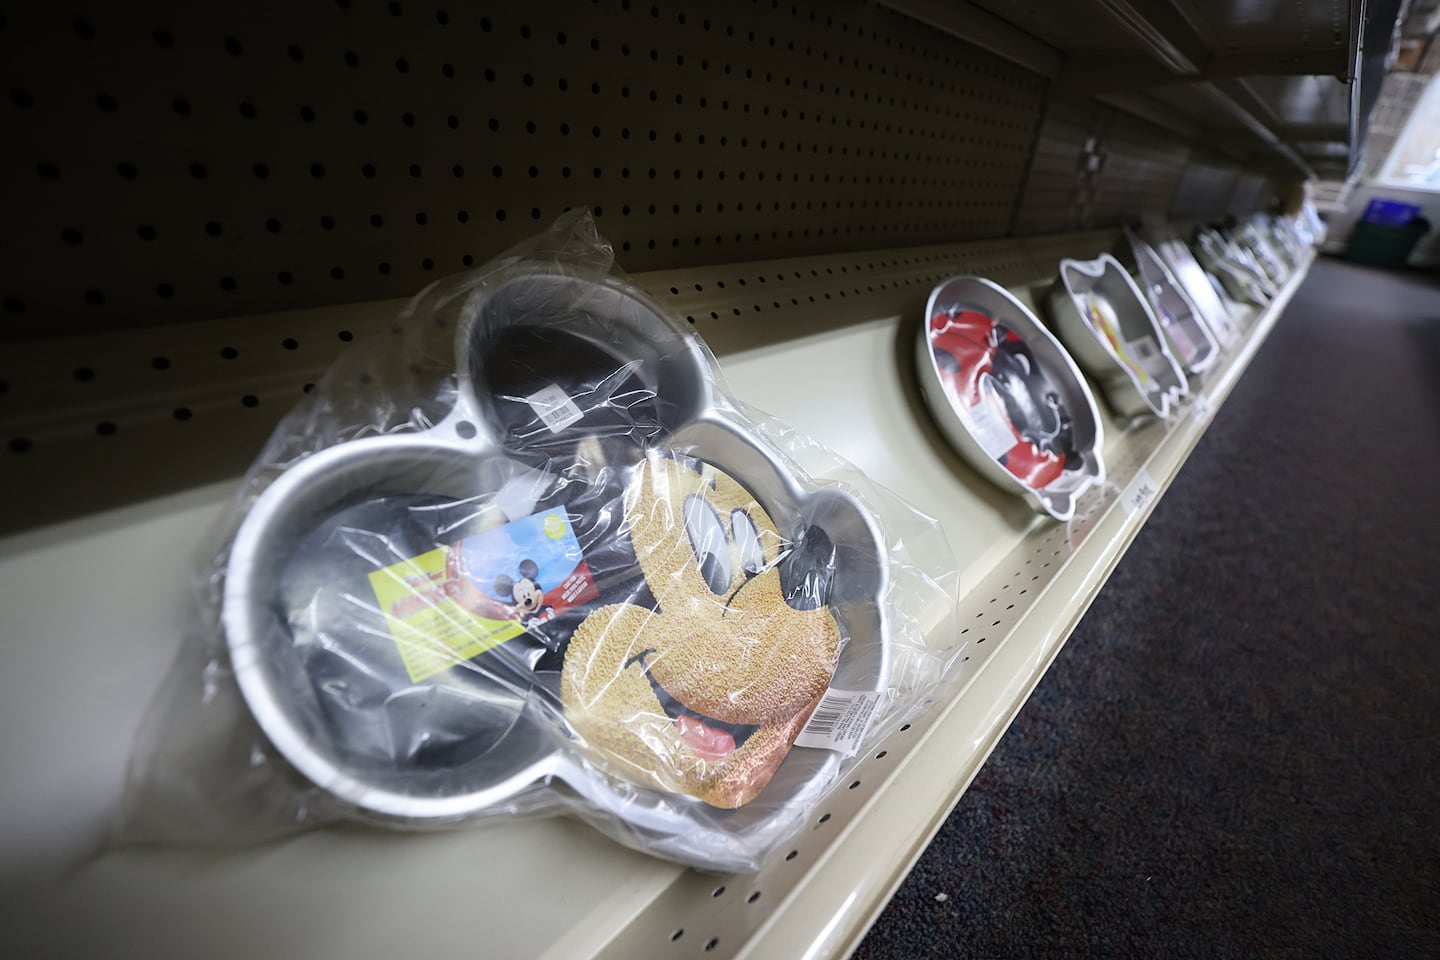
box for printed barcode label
[1121,467,1158,517]
[964,393,1018,460]
[794,688,884,757]
[525,384,584,433]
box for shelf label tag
[1193,393,1215,423]
[1121,467,1159,518]
[526,384,584,433]
[795,688,884,757]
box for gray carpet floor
[853,257,1440,959]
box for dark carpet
[854,258,1440,960]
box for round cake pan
[916,275,1105,522]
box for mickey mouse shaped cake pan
[916,276,1105,522]
[216,228,930,871]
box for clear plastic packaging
[118,211,961,873]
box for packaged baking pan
[916,276,1104,522]
[119,212,960,872]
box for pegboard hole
[849,780,861,790]
[241,395,259,408]
[151,356,171,371]
[817,813,830,825]
[876,750,888,759]
[670,929,684,942]
[172,407,192,421]
[705,938,719,952]
[95,421,117,437]
[747,892,762,904]
[8,438,32,454]
[785,850,798,861]
[711,885,725,898]
[73,367,95,383]
[900,724,911,732]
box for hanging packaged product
[1047,253,1189,420]
[117,211,961,874]
[915,275,1105,522]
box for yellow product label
[542,513,566,540]
[368,546,527,683]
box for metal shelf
[884,0,1400,180]
[0,236,1315,959]
[0,1,1324,955]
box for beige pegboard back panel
[1092,112,1191,222]
[1012,92,1276,236]
[1169,158,1242,220]
[0,226,1098,533]
[1010,99,1111,236]
[0,0,1046,343]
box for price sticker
[1121,467,1158,517]
[525,384,584,433]
[1193,393,1215,423]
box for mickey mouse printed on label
[368,509,601,682]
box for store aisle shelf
[0,241,1314,960]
